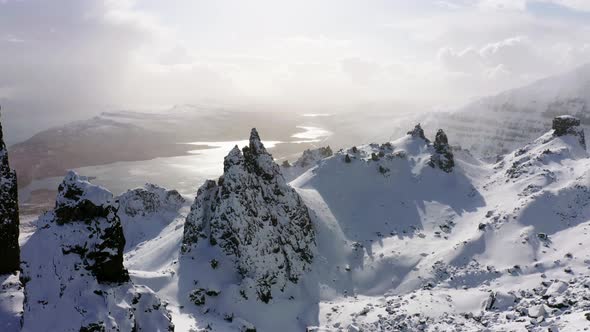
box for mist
[1,0,590,144]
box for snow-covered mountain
[180,129,316,330]
[123,117,589,331]
[20,172,174,331]
[294,115,589,331]
[425,64,590,158]
[3,111,590,331]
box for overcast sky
[1,0,589,143]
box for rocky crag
[182,129,315,303]
[21,171,174,331]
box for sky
[1,0,590,143]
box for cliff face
[183,129,315,303]
[0,111,19,275]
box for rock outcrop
[407,123,429,142]
[406,124,455,173]
[0,110,19,275]
[21,171,174,331]
[282,146,334,181]
[54,171,128,283]
[118,184,184,217]
[552,115,586,149]
[291,146,333,168]
[116,184,185,251]
[429,129,455,173]
[182,129,315,303]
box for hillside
[3,114,590,331]
[118,116,589,331]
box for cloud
[438,35,583,80]
[1,0,590,143]
[548,0,590,12]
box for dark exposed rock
[54,171,129,283]
[79,323,106,332]
[182,128,315,303]
[407,123,429,142]
[429,129,455,173]
[0,110,20,274]
[21,171,174,331]
[552,115,586,149]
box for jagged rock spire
[407,123,429,142]
[429,129,455,173]
[243,127,282,180]
[224,145,244,172]
[552,115,586,149]
[183,128,315,303]
[0,108,20,274]
[248,128,267,155]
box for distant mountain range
[424,63,590,158]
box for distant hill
[424,63,590,158]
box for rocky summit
[0,111,19,275]
[406,123,429,142]
[118,183,185,218]
[182,128,315,303]
[53,171,128,283]
[20,171,174,332]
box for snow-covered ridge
[117,184,186,252]
[3,115,590,331]
[290,117,590,331]
[281,146,333,181]
[118,184,184,218]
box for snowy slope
[117,184,185,252]
[282,146,333,181]
[112,118,590,331]
[295,118,590,331]
[5,115,590,331]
